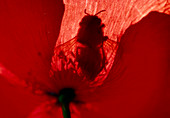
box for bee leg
[76,47,83,56]
[76,47,84,61]
[75,47,84,70]
[75,47,80,69]
[100,24,105,28]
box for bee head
[79,9,105,27]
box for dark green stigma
[58,88,76,118]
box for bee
[54,9,117,82]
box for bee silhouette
[55,9,117,81]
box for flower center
[58,88,76,104]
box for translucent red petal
[0,0,64,90]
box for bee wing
[52,37,78,71]
[55,37,78,53]
[103,38,118,70]
[91,39,118,86]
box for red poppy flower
[0,0,170,118]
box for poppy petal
[0,0,64,89]
[28,102,81,118]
